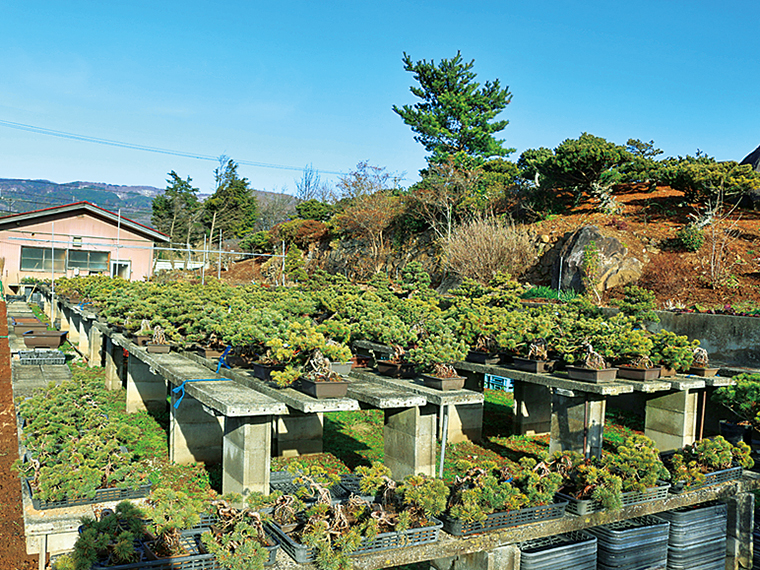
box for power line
[0,119,347,176]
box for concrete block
[104,339,124,391]
[78,319,90,355]
[384,405,437,479]
[447,402,482,443]
[223,415,272,495]
[126,357,166,413]
[275,412,323,457]
[431,545,520,570]
[725,492,754,570]
[513,382,552,436]
[170,391,224,464]
[550,393,605,458]
[88,326,104,367]
[644,429,689,452]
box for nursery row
[54,436,753,570]
[48,272,716,389]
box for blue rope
[172,378,231,409]
[216,346,234,373]
[78,301,91,310]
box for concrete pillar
[445,402,483,443]
[78,317,90,356]
[725,493,755,570]
[169,390,224,465]
[275,412,323,457]
[513,381,552,436]
[104,339,124,391]
[126,356,166,413]
[432,545,520,570]
[459,369,483,392]
[223,415,272,495]
[88,326,104,368]
[549,389,606,458]
[384,404,437,479]
[59,306,71,333]
[645,390,698,451]
[67,313,80,345]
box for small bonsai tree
[650,330,698,372]
[612,285,660,326]
[136,319,152,337]
[712,372,760,432]
[407,331,467,378]
[147,488,207,556]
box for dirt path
[0,300,38,569]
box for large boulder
[552,225,643,294]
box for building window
[20,247,66,272]
[68,250,109,273]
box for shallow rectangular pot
[299,377,349,399]
[565,366,618,383]
[421,374,466,391]
[330,361,353,376]
[510,357,554,374]
[688,366,719,377]
[145,344,170,353]
[376,360,416,378]
[22,331,67,349]
[617,366,661,381]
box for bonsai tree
[712,372,760,433]
[612,285,660,326]
[407,331,467,378]
[201,494,277,570]
[152,325,167,345]
[136,319,153,337]
[147,488,207,557]
[663,436,754,490]
[649,330,698,372]
[55,501,147,570]
[446,460,527,523]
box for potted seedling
[407,332,468,390]
[661,436,753,492]
[564,342,619,382]
[688,346,719,377]
[146,325,170,353]
[441,459,565,536]
[200,494,280,569]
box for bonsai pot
[617,366,661,381]
[133,334,151,347]
[565,366,619,383]
[466,350,499,365]
[197,346,225,359]
[330,361,353,377]
[299,377,349,399]
[659,366,678,377]
[510,357,554,374]
[376,360,416,378]
[497,351,514,365]
[421,374,466,391]
[719,420,752,446]
[14,323,49,335]
[350,355,372,369]
[251,361,286,381]
[146,343,170,354]
[688,366,719,377]
[22,330,67,349]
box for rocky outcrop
[552,225,643,294]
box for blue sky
[1,1,758,198]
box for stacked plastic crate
[587,516,670,570]
[17,349,66,365]
[656,502,727,570]
[753,507,760,570]
[518,531,597,570]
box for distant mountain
[0,178,160,225]
[0,178,297,228]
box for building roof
[0,201,168,242]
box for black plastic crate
[268,516,442,564]
[518,531,597,570]
[557,482,670,515]
[27,478,152,510]
[440,501,567,536]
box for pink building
[0,201,168,292]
